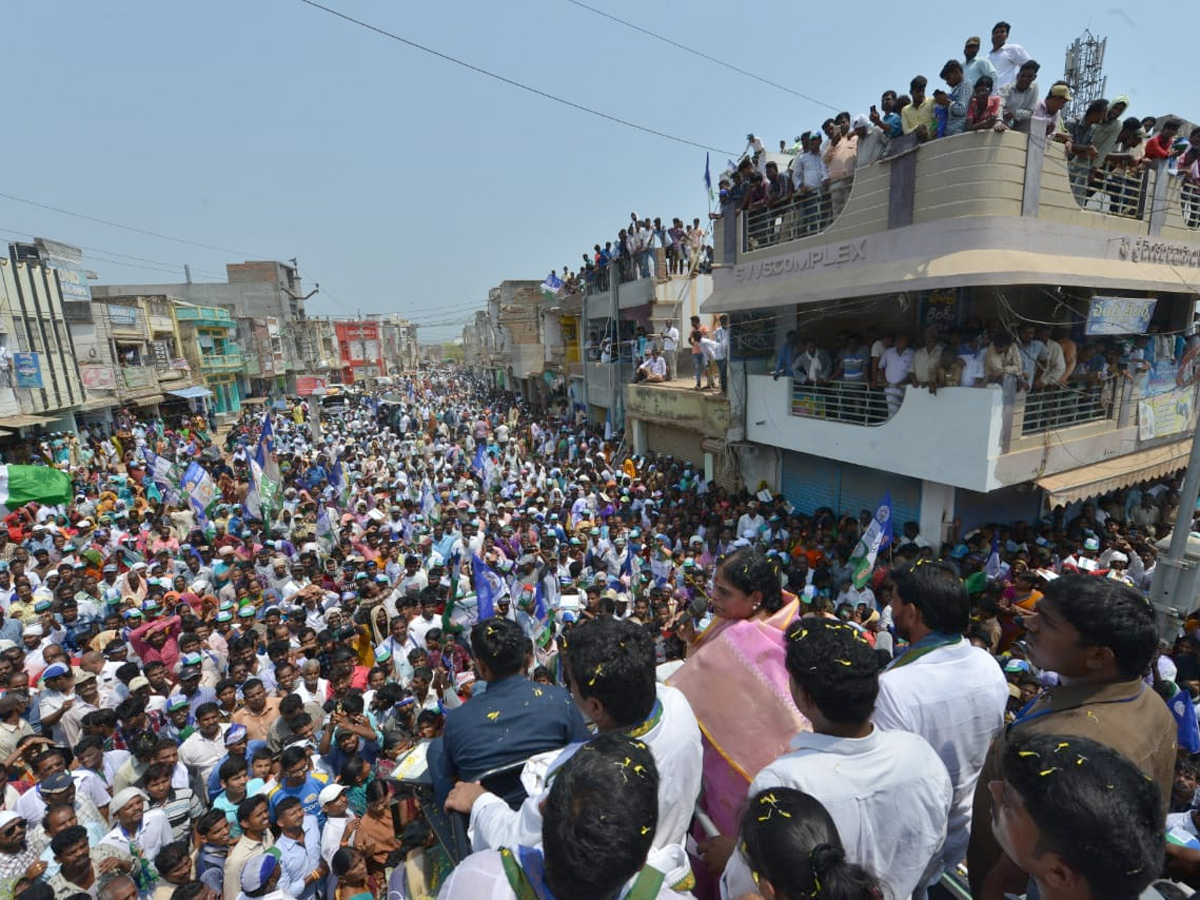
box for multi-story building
[334,320,384,384]
[92,259,309,394]
[666,128,1200,539]
[71,295,198,422]
[0,251,88,451]
[172,302,244,416]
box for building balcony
[745,373,1196,496]
[199,351,244,372]
[175,306,234,328]
[119,366,159,393]
[707,129,1200,316]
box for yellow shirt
[901,98,935,135]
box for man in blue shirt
[268,747,328,827]
[430,617,589,807]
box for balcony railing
[175,306,233,326]
[742,175,854,253]
[790,380,890,425]
[1183,182,1200,231]
[120,367,158,391]
[787,378,1118,436]
[1074,165,1149,220]
[1020,383,1113,435]
[199,351,244,371]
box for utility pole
[1148,419,1200,641]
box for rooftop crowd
[720,21,1200,241]
[0,362,1194,900]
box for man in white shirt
[178,703,229,784]
[440,731,691,899]
[661,324,680,381]
[637,349,668,384]
[873,561,1009,886]
[987,20,1032,88]
[448,618,702,878]
[879,333,915,416]
[718,619,952,900]
[735,502,766,540]
[37,663,77,747]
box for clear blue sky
[0,3,1183,340]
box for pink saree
[667,596,809,836]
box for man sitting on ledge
[637,347,668,383]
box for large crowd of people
[0,363,1195,900]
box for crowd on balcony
[774,317,1198,419]
[722,20,1200,245]
[549,214,714,298]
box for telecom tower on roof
[1063,29,1107,120]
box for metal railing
[790,380,891,425]
[175,306,234,325]
[1020,383,1113,435]
[742,176,854,253]
[1182,182,1200,231]
[1074,165,1150,219]
[199,351,244,371]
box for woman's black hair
[365,779,390,804]
[331,846,360,878]
[717,547,784,613]
[740,787,882,900]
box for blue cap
[41,662,72,681]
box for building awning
[133,395,165,406]
[706,248,1200,314]
[167,386,214,399]
[241,397,268,405]
[75,398,115,412]
[0,413,56,428]
[1037,440,1192,506]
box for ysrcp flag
[0,464,72,514]
[316,504,338,554]
[181,461,218,514]
[849,492,892,588]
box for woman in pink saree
[667,547,808,896]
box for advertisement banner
[1139,387,1194,440]
[13,353,42,389]
[296,376,327,396]
[80,365,116,390]
[1086,297,1157,335]
[36,239,93,304]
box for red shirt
[1144,133,1176,160]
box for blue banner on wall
[13,353,42,389]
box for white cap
[318,783,347,806]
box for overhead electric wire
[562,0,841,114]
[0,191,269,259]
[292,0,737,156]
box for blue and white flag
[316,504,338,554]
[849,492,892,588]
[472,554,505,621]
[471,443,486,476]
[539,272,564,299]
